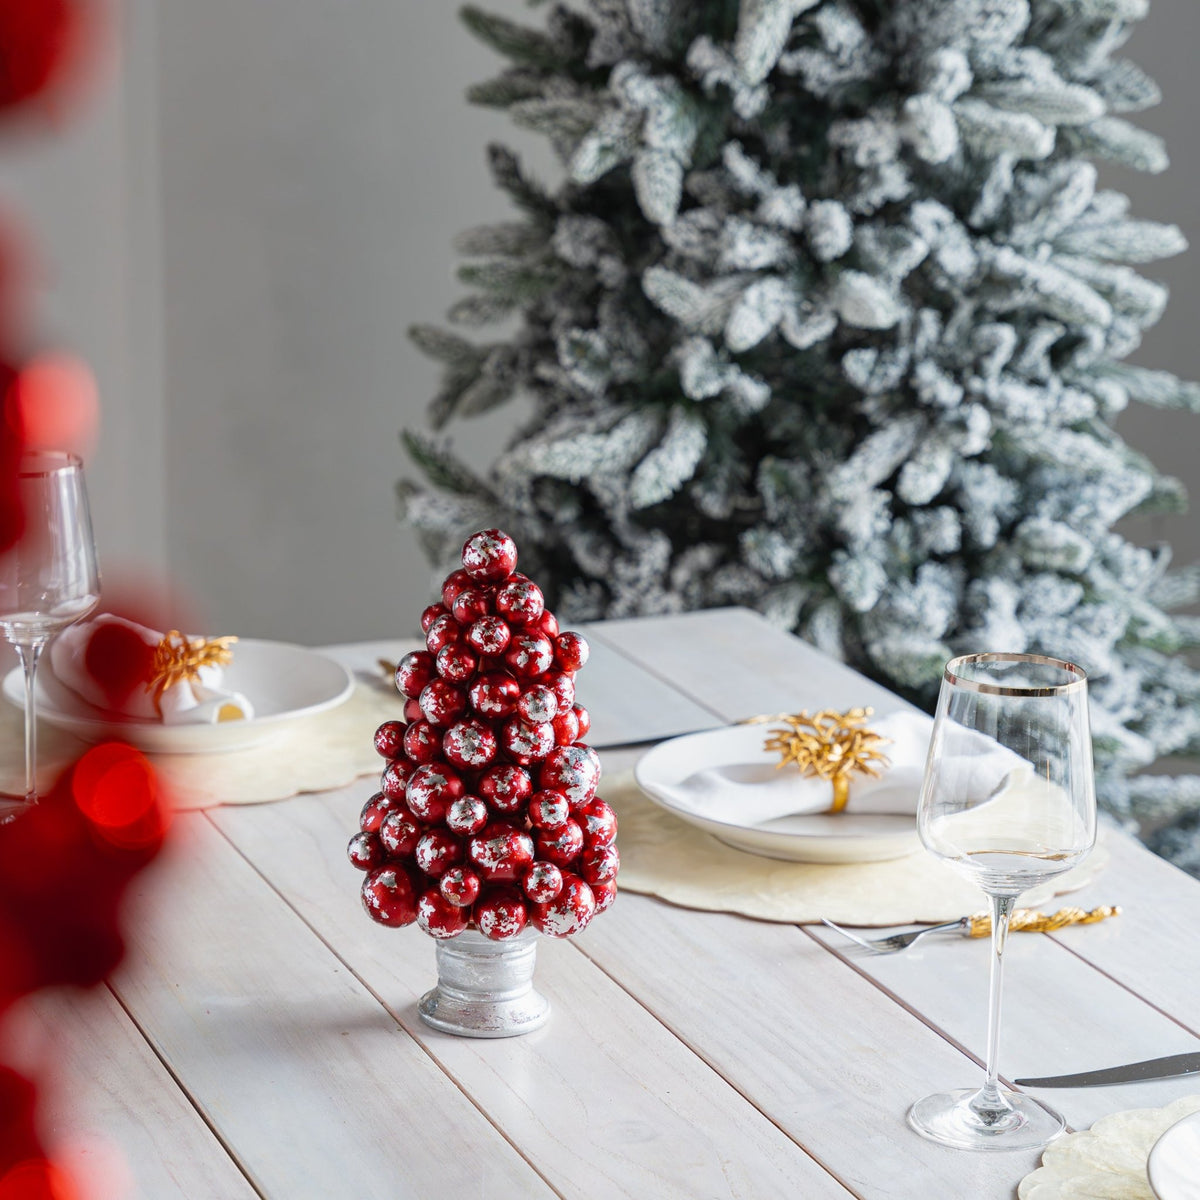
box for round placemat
[607,771,1108,925]
[1018,1095,1200,1200]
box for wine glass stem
[971,892,1017,1124]
[14,641,44,804]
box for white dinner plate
[3,639,354,755]
[1148,1110,1200,1200]
[634,724,922,863]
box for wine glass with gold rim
[908,652,1096,1152]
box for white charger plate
[2,639,354,755]
[634,724,922,864]
[1148,1110,1200,1200]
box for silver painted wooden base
[418,928,550,1038]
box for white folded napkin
[665,711,1027,827]
[49,615,254,725]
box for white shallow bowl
[634,724,921,864]
[1148,1110,1200,1200]
[3,638,354,755]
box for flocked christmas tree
[401,0,1200,864]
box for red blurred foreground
[0,745,167,1199]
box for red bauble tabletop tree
[348,529,617,946]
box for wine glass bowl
[908,652,1096,1152]
[0,451,100,808]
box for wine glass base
[908,1087,1066,1152]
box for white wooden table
[9,608,1200,1198]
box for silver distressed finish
[418,928,550,1038]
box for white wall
[155,0,541,643]
[6,1,1200,646]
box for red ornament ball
[592,879,618,914]
[540,744,601,810]
[362,865,419,927]
[406,763,464,823]
[465,615,511,657]
[574,704,592,740]
[379,809,422,857]
[518,685,558,725]
[496,578,544,626]
[451,587,492,626]
[380,758,413,801]
[420,603,445,634]
[554,632,590,672]
[347,830,386,872]
[551,707,580,746]
[443,717,498,771]
[543,671,575,711]
[467,822,535,883]
[359,790,400,834]
[439,866,481,907]
[528,789,570,831]
[417,888,470,939]
[425,613,462,654]
[395,650,435,698]
[374,720,406,759]
[479,764,533,814]
[403,720,441,764]
[436,643,478,684]
[461,529,518,583]
[441,568,474,609]
[469,671,520,719]
[530,873,596,938]
[536,819,584,867]
[579,797,618,847]
[501,716,556,765]
[414,829,464,878]
[445,794,489,836]
[476,888,529,940]
[419,679,467,727]
[522,860,563,904]
[505,634,554,679]
[580,843,619,885]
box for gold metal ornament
[147,630,238,711]
[762,707,892,813]
[965,905,1120,937]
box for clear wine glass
[0,451,100,810]
[908,652,1096,1152]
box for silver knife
[1015,1053,1200,1088]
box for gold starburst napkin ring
[760,707,892,814]
[147,630,238,711]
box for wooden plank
[111,817,553,1200]
[593,608,920,723]
[1039,832,1200,1031]
[211,786,854,1200]
[575,892,1047,1197]
[0,986,257,1200]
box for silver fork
[820,917,972,954]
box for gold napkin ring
[761,707,891,815]
[147,631,238,710]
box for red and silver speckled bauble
[461,529,518,583]
[530,873,596,938]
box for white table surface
[9,607,1200,1199]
